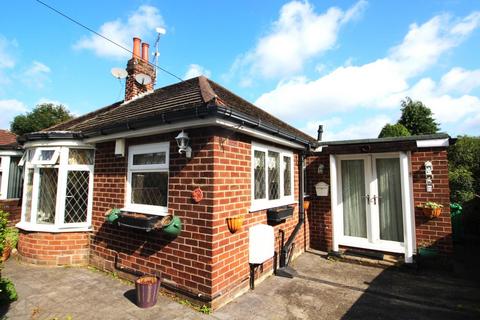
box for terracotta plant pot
[303,200,311,211]
[2,245,11,262]
[226,216,244,233]
[422,207,442,219]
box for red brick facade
[0,198,22,227]
[87,128,308,308]
[306,149,452,256]
[17,231,89,266]
[411,148,452,255]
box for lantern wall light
[175,130,192,158]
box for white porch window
[17,143,94,232]
[124,142,170,215]
[0,151,24,200]
[251,143,294,211]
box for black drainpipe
[279,151,305,269]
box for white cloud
[0,99,28,129]
[0,36,16,69]
[302,115,392,141]
[439,67,480,94]
[183,64,211,80]
[20,61,51,89]
[74,5,164,59]
[228,0,367,83]
[255,11,480,138]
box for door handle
[372,195,382,205]
[363,194,370,204]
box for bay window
[124,142,169,215]
[251,143,294,211]
[18,143,94,232]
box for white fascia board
[24,140,94,148]
[416,138,449,148]
[215,119,305,149]
[0,150,23,156]
[84,117,306,150]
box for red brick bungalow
[14,38,453,308]
[0,129,23,225]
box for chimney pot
[132,37,141,58]
[141,43,149,62]
[317,125,324,141]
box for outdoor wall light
[175,130,192,158]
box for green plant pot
[162,215,182,238]
[418,247,438,257]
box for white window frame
[17,144,94,233]
[124,142,170,215]
[0,155,7,200]
[32,147,61,165]
[250,142,295,212]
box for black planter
[117,212,161,232]
[267,206,294,223]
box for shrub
[0,278,17,304]
[378,123,411,138]
[0,210,17,305]
[449,167,475,203]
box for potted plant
[2,227,19,262]
[419,201,443,219]
[135,275,160,308]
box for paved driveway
[2,251,480,319]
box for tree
[448,136,480,203]
[378,123,411,138]
[398,97,439,135]
[10,103,73,136]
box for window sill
[249,200,297,213]
[16,222,92,233]
[121,205,168,216]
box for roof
[318,133,450,146]
[0,130,19,150]
[317,133,451,154]
[47,76,315,145]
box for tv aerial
[111,67,128,79]
[135,73,152,85]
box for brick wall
[411,148,452,255]
[17,230,89,266]
[306,154,333,251]
[209,130,308,308]
[89,128,216,300]
[0,198,22,227]
[89,127,308,308]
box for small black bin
[267,205,294,223]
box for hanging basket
[226,216,244,233]
[421,207,442,219]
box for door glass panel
[376,158,404,242]
[341,160,367,238]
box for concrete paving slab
[2,250,480,319]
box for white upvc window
[124,142,170,215]
[17,143,94,232]
[251,143,295,211]
[0,151,24,200]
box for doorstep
[328,248,405,268]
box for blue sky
[1,0,479,140]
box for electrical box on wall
[424,161,433,192]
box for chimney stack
[141,43,149,61]
[317,125,323,141]
[125,37,156,102]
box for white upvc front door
[330,152,415,262]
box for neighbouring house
[0,129,23,226]
[14,37,453,309]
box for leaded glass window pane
[254,150,266,199]
[69,149,94,165]
[268,151,280,200]
[283,156,292,196]
[131,172,168,206]
[65,171,89,223]
[133,152,166,165]
[37,168,58,224]
[24,169,34,222]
